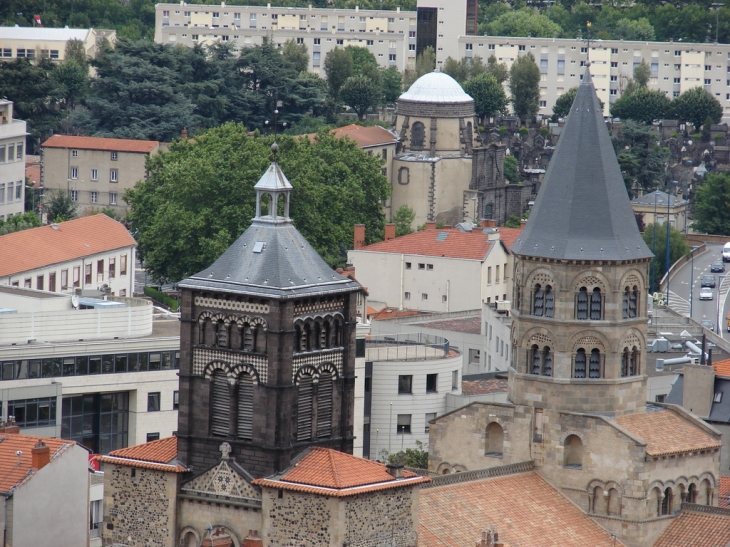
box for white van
[723,242,730,262]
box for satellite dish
[71,295,79,309]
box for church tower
[509,66,654,416]
[176,146,362,477]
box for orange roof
[498,227,525,251]
[25,156,42,188]
[96,436,188,473]
[0,434,76,492]
[42,134,158,153]
[366,305,380,316]
[359,228,496,260]
[419,472,624,547]
[305,124,398,149]
[252,447,429,497]
[712,358,730,377]
[720,477,730,509]
[652,509,730,547]
[0,214,136,277]
[613,408,721,456]
[371,307,426,321]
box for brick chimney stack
[0,416,20,434]
[31,439,50,470]
[481,219,496,228]
[520,219,527,228]
[354,224,365,250]
[385,460,404,479]
[242,530,263,547]
[384,223,396,241]
[425,221,436,230]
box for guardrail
[659,243,706,293]
[420,461,535,488]
[365,332,450,362]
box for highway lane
[664,242,730,337]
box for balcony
[365,332,450,362]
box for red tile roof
[371,307,428,321]
[42,134,158,153]
[652,509,730,547]
[305,124,398,149]
[419,472,624,547]
[498,227,525,251]
[25,156,42,188]
[720,477,730,509]
[0,434,76,492]
[359,228,495,260]
[461,378,509,396]
[613,408,721,456]
[712,358,730,377]
[252,447,430,497]
[96,436,188,473]
[420,316,481,334]
[0,214,136,277]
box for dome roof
[399,72,473,104]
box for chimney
[180,127,188,140]
[520,219,527,228]
[481,219,496,228]
[682,363,715,417]
[425,221,436,230]
[242,530,264,547]
[385,460,404,479]
[354,224,365,250]
[384,223,396,241]
[31,440,50,470]
[0,416,19,434]
[493,531,504,547]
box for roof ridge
[328,448,342,488]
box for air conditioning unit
[496,300,511,312]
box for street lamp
[689,246,698,318]
[713,3,725,44]
[651,191,658,294]
[665,181,678,306]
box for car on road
[701,275,716,288]
[711,261,725,273]
[700,287,714,300]
[724,242,730,262]
[701,319,715,330]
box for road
[664,242,730,337]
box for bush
[519,126,529,136]
[144,286,179,312]
[540,127,549,137]
[670,132,678,138]
[499,125,507,136]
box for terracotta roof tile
[720,477,730,509]
[613,408,721,456]
[712,358,730,377]
[496,227,524,251]
[252,447,429,497]
[419,472,624,547]
[25,156,42,188]
[305,124,398,148]
[652,509,730,547]
[359,228,494,260]
[461,378,509,396]
[371,307,428,321]
[0,434,75,492]
[42,134,158,153]
[0,214,136,277]
[420,316,481,334]
[96,436,188,473]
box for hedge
[144,286,180,312]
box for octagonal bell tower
[508,66,653,416]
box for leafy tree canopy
[504,155,519,184]
[488,8,563,38]
[671,86,723,132]
[610,87,671,124]
[693,173,730,235]
[464,73,509,122]
[125,123,390,282]
[0,212,42,235]
[340,75,380,119]
[45,190,78,222]
[642,223,690,290]
[612,120,668,197]
[324,47,354,101]
[509,52,541,122]
[392,205,416,237]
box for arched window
[533,284,544,316]
[593,486,606,514]
[542,347,553,376]
[182,531,198,547]
[323,321,332,349]
[411,122,425,148]
[296,373,314,441]
[531,344,541,375]
[313,322,322,351]
[317,372,333,438]
[622,287,630,319]
[700,479,712,505]
[574,349,587,379]
[294,325,302,353]
[590,288,602,320]
[589,349,601,378]
[650,487,662,517]
[630,346,639,376]
[630,286,639,318]
[563,434,583,468]
[304,324,312,351]
[211,370,230,437]
[203,318,217,346]
[484,203,493,219]
[397,166,410,185]
[466,121,473,143]
[485,422,504,456]
[621,347,630,377]
[607,488,621,516]
[230,324,243,350]
[661,487,673,515]
[544,286,554,318]
[576,287,588,320]
[333,318,342,347]
[243,324,254,351]
[237,373,254,440]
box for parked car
[701,319,715,330]
[723,242,730,262]
[700,287,714,300]
[711,261,725,273]
[701,275,716,288]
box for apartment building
[457,35,730,122]
[0,26,116,62]
[416,0,477,66]
[0,214,136,297]
[0,285,180,453]
[42,135,160,216]
[154,2,416,75]
[0,100,26,221]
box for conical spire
[511,66,652,261]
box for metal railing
[364,332,450,362]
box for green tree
[392,204,415,236]
[340,75,380,119]
[504,155,519,184]
[381,66,402,104]
[613,18,655,41]
[486,55,509,84]
[610,87,671,124]
[488,8,563,38]
[281,39,310,74]
[45,190,78,222]
[52,59,88,110]
[612,120,668,197]
[693,173,730,235]
[125,124,390,282]
[623,59,652,96]
[642,223,690,289]
[0,212,42,235]
[64,39,89,73]
[463,73,509,123]
[380,440,428,468]
[671,87,723,132]
[553,87,577,119]
[442,57,471,84]
[504,215,523,228]
[345,45,378,76]
[509,52,540,122]
[403,46,436,89]
[324,47,354,101]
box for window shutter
[589,350,601,378]
[317,373,333,438]
[533,286,544,317]
[297,375,313,441]
[622,290,629,319]
[544,287,554,318]
[237,374,254,440]
[590,289,602,320]
[576,289,588,320]
[574,350,586,378]
[629,289,638,318]
[211,371,230,436]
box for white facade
[0,26,116,62]
[456,35,730,122]
[0,101,26,221]
[154,3,417,75]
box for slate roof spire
[253,142,293,223]
[511,65,653,261]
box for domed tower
[176,146,362,477]
[509,68,653,416]
[391,72,477,227]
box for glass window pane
[128,353,139,372]
[76,356,88,375]
[161,352,172,370]
[26,402,38,423]
[102,355,114,373]
[41,358,53,378]
[89,357,101,374]
[115,355,127,373]
[63,358,75,376]
[29,360,40,378]
[149,353,161,371]
[16,361,28,379]
[138,353,148,371]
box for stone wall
[102,464,178,547]
[178,497,261,547]
[343,488,418,547]
[261,488,334,547]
